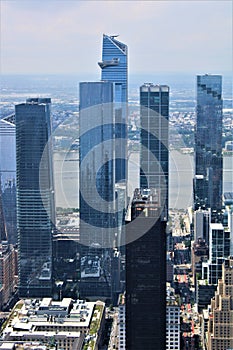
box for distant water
[53,150,232,210]
[53,151,79,209]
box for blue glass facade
[15,98,55,297]
[140,84,169,218]
[98,34,128,183]
[194,74,223,210]
[79,82,115,247]
[99,35,127,103]
[79,82,116,299]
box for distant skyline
[0,0,232,76]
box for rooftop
[1,298,104,341]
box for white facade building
[1,298,105,350]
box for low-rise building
[0,298,105,350]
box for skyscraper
[126,188,167,350]
[194,74,223,210]
[79,81,117,300]
[79,35,128,302]
[98,34,128,183]
[140,83,169,217]
[79,81,115,249]
[15,98,55,297]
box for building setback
[15,98,55,297]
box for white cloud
[1,0,232,74]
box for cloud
[1,0,232,74]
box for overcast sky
[1,0,232,76]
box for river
[53,151,232,210]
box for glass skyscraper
[79,82,115,249]
[79,35,128,302]
[79,81,119,300]
[194,74,223,210]
[15,98,55,297]
[98,34,128,183]
[140,83,169,218]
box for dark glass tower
[140,83,169,217]
[194,74,223,210]
[126,188,167,350]
[15,98,55,297]
[98,34,128,183]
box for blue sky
[1,0,232,75]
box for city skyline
[0,18,232,349]
[1,1,232,75]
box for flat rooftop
[1,298,99,340]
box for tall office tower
[207,258,233,350]
[98,34,128,183]
[0,118,17,244]
[15,98,55,297]
[126,188,167,350]
[140,83,169,218]
[79,81,117,300]
[194,74,223,210]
